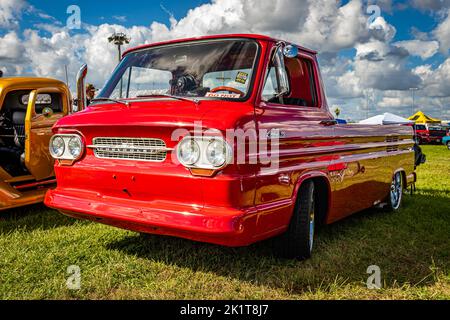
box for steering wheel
[210,86,245,97]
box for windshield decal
[205,92,241,99]
[235,71,249,84]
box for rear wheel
[385,172,403,211]
[275,181,316,260]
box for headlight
[50,136,65,158]
[68,136,83,159]
[177,138,200,166]
[177,135,232,175]
[206,139,227,167]
[49,134,84,162]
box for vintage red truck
[44,34,418,259]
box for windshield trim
[97,38,262,104]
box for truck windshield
[98,39,259,101]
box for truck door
[24,87,69,181]
[254,43,334,232]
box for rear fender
[290,171,331,224]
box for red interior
[285,58,315,106]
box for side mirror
[42,107,54,118]
[75,64,88,113]
[274,43,290,97]
[283,45,299,58]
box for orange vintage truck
[0,77,71,210]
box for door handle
[320,119,338,126]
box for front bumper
[45,188,259,247]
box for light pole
[409,87,419,116]
[364,89,373,119]
[108,32,130,98]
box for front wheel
[274,181,316,260]
[385,172,403,211]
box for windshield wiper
[136,94,200,106]
[91,98,130,106]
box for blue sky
[1,0,450,120]
[24,0,211,29]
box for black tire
[447,142,450,150]
[385,172,403,212]
[274,180,316,260]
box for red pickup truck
[45,34,417,259]
[415,124,447,144]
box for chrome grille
[386,136,399,143]
[89,137,169,162]
[386,136,400,153]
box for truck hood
[54,98,255,132]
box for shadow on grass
[106,193,450,293]
[0,204,79,233]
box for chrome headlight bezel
[177,136,232,170]
[67,135,83,159]
[177,138,201,166]
[49,136,65,158]
[206,138,229,168]
[49,134,85,161]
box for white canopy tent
[359,113,414,125]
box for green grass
[0,145,449,300]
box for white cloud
[394,39,439,59]
[113,16,127,23]
[414,58,450,98]
[0,0,26,28]
[411,0,450,11]
[0,31,27,74]
[433,9,450,54]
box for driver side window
[262,67,280,101]
[262,49,318,107]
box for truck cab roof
[123,34,318,57]
[0,77,66,90]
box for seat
[12,111,26,125]
[11,111,26,146]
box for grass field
[0,145,449,300]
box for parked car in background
[428,126,447,144]
[0,77,71,211]
[45,34,419,260]
[414,124,429,144]
[443,136,450,150]
[415,124,447,144]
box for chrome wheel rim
[390,173,402,209]
[309,196,315,252]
